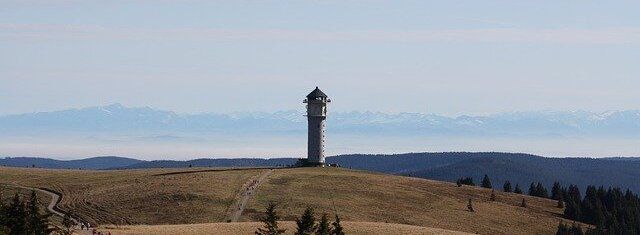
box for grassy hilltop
[0,166,575,234]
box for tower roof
[306,87,328,99]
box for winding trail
[227,169,273,222]
[2,184,91,234]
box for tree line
[457,175,640,235]
[256,202,344,235]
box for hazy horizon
[2,1,639,159]
[0,103,639,160]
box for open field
[0,166,577,234]
[99,221,471,235]
[247,168,571,235]
[0,184,50,208]
[0,167,264,226]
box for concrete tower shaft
[304,87,330,166]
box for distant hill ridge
[0,156,143,170]
[2,153,640,193]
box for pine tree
[0,190,5,223]
[514,184,523,194]
[520,198,527,208]
[503,181,512,192]
[529,183,537,196]
[255,202,286,235]
[536,182,549,198]
[0,190,7,235]
[26,191,51,235]
[315,213,332,235]
[7,193,27,235]
[295,207,316,235]
[481,175,492,189]
[563,200,581,221]
[331,215,344,235]
[551,182,563,200]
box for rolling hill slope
[4,152,640,193]
[0,166,576,235]
[324,152,640,193]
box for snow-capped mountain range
[1,103,639,137]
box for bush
[456,177,475,186]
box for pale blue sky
[2,1,640,116]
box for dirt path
[227,169,273,222]
[2,184,92,234]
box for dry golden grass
[0,167,264,226]
[0,184,49,207]
[1,166,577,234]
[245,167,572,235]
[99,221,472,235]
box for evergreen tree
[481,175,492,189]
[255,202,286,235]
[528,182,549,198]
[26,191,51,235]
[566,185,581,204]
[514,184,523,194]
[295,207,316,235]
[331,215,344,235]
[503,181,512,192]
[564,200,581,221]
[315,213,332,235]
[6,194,27,235]
[0,190,5,223]
[0,190,7,235]
[529,183,537,197]
[536,182,549,198]
[551,182,563,200]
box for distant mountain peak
[1,105,639,137]
[104,103,125,109]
